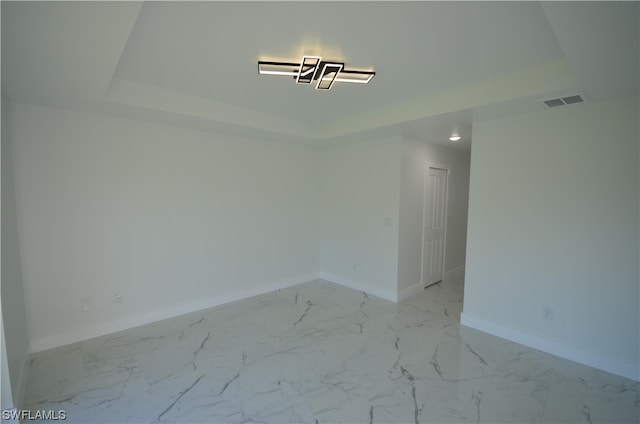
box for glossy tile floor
[25,278,639,423]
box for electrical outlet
[81,297,92,312]
[543,306,554,321]
[114,292,124,303]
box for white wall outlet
[81,297,92,312]
[543,306,554,321]
[114,292,124,303]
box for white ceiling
[2,1,638,151]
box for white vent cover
[539,92,589,109]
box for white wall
[1,99,29,407]
[10,103,318,351]
[1,315,14,412]
[398,136,470,299]
[316,136,402,301]
[463,97,639,380]
[8,104,408,351]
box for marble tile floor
[24,278,639,423]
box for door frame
[421,161,451,287]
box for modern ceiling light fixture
[449,135,462,142]
[258,55,375,90]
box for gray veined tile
[23,277,639,423]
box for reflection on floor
[25,278,639,423]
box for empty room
[1,1,638,423]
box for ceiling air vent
[539,92,589,109]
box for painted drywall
[316,136,402,301]
[398,136,471,298]
[463,97,639,377]
[1,99,29,406]
[1,314,13,411]
[10,103,318,349]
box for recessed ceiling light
[449,135,461,142]
[258,55,375,91]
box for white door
[422,165,448,287]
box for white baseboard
[398,281,425,302]
[460,312,639,382]
[318,272,397,303]
[398,266,465,302]
[29,273,320,353]
[444,265,465,281]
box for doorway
[421,163,449,288]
